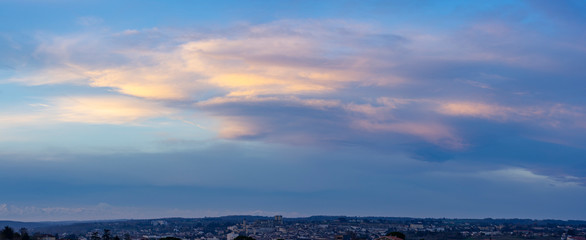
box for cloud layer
[1,0,585,220]
[7,18,585,149]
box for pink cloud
[355,120,465,149]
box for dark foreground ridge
[1,216,585,240]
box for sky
[0,0,586,221]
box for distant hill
[0,221,52,230]
[0,220,124,232]
[2,216,585,234]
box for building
[274,215,283,225]
[39,235,56,240]
[226,232,238,240]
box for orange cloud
[52,96,175,124]
[0,96,175,126]
[197,95,341,110]
[8,21,404,101]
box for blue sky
[1,0,586,221]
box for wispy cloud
[76,16,103,26]
[0,96,174,126]
[8,20,404,100]
[3,16,586,153]
[477,168,584,188]
[52,96,174,125]
[354,120,465,149]
[437,101,586,128]
[1,0,586,221]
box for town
[1,216,585,240]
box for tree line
[0,226,31,240]
[0,227,134,240]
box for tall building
[274,215,283,225]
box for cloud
[354,120,465,149]
[197,95,342,110]
[0,202,156,221]
[1,1,586,221]
[478,168,584,188]
[76,16,103,26]
[0,203,92,220]
[196,95,468,148]
[217,117,261,139]
[7,20,404,100]
[437,101,586,128]
[2,17,586,152]
[437,102,514,119]
[51,96,175,124]
[0,201,309,221]
[8,67,89,86]
[0,96,175,126]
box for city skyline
[0,0,585,221]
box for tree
[62,234,77,240]
[90,232,101,240]
[234,236,255,240]
[386,231,405,240]
[102,230,111,240]
[1,226,15,240]
[19,229,29,240]
[158,238,181,240]
[567,229,577,236]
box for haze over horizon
[1,0,585,222]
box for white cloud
[76,16,103,26]
[0,202,309,221]
[478,168,583,188]
[0,203,134,221]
